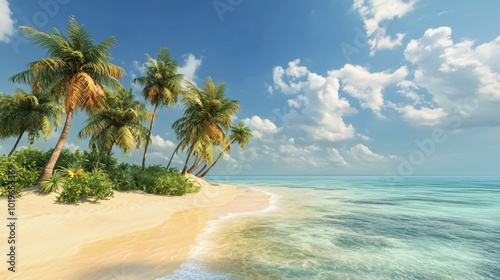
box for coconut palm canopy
[78,88,152,168]
[9,16,125,180]
[0,89,63,155]
[172,77,240,174]
[133,47,183,169]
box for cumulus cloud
[272,59,358,142]
[242,116,281,140]
[349,144,393,162]
[397,105,447,126]
[178,54,202,84]
[151,135,175,149]
[330,64,408,117]
[277,143,328,168]
[353,0,417,55]
[0,0,15,43]
[327,148,350,167]
[403,26,500,127]
[397,80,422,103]
[272,59,310,94]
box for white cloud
[404,26,500,127]
[327,148,350,167]
[272,59,310,94]
[277,144,327,168]
[353,0,417,55]
[130,60,146,89]
[398,105,447,126]
[132,60,146,75]
[178,54,202,85]
[331,64,408,117]
[64,143,80,152]
[242,116,281,140]
[151,135,175,149]
[272,59,358,142]
[285,59,309,79]
[349,144,390,162]
[0,0,15,43]
[266,84,274,95]
[148,151,169,161]
[287,94,308,109]
[397,80,422,103]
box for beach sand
[0,176,269,280]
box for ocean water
[159,176,500,280]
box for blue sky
[0,0,499,177]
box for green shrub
[0,156,39,196]
[11,148,48,170]
[109,163,141,191]
[56,171,114,204]
[143,171,201,196]
[135,165,167,191]
[82,150,118,172]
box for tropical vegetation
[0,16,252,203]
[9,16,125,181]
[133,48,183,170]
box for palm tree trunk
[38,111,74,181]
[166,135,189,170]
[142,103,158,170]
[200,152,223,177]
[195,163,208,177]
[8,131,24,156]
[181,137,200,175]
[94,148,105,170]
[187,154,202,173]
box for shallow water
[160,176,500,280]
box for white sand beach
[0,176,270,280]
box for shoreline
[0,176,270,280]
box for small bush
[54,149,86,171]
[56,171,114,204]
[143,171,201,196]
[0,155,39,196]
[11,148,48,170]
[82,150,118,173]
[109,163,141,191]
[135,165,167,191]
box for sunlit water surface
[160,176,500,280]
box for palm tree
[9,17,124,180]
[194,138,224,177]
[0,89,63,156]
[133,47,183,170]
[199,121,252,177]
[187,134,212,173]
[78,88,152,169]
[172,77,240,175]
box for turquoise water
[160,176,500,279]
